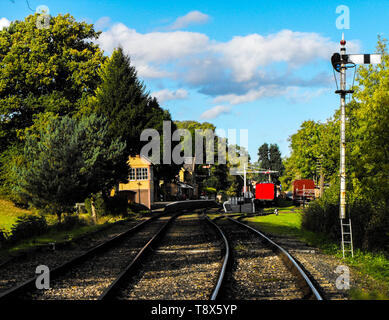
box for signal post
[331,34,381,257]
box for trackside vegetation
[241,206,389,300]
[0,13,179,247]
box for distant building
[160,157,198,200]
[113,155,154,209]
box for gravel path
[0,218,146,296]
[117,214,223,300]
[25,215,173,300]
[215,217,306,300]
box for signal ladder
[341,219,354,258]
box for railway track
[107,212,222,300]
[0,212,176,300]
[208,214,323,300]
[0,200,220,300]
[0,201,322,301]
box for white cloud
[200,105,231,119]
[213,86,287,105]
[96,23,209,78]
[212,30,341,82]
[97,23,360,104]
[95,16,111,30]
[167,11,210,30]
[152,89,188,104]
[0,17,11,30]
[213,86,328,105]
[286,87,328,103]
[98,23,209,62]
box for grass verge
[0,198,32,232]
[0,214,131,261]
[0,197,144,261]
[240,207,389,300]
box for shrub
[302,190,389,251]
[85,193,107,217]
[105,196,129,216]
[85,193,129,218]
[9,214,48,243]
[56,214,87,231]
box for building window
[129,168,136,181]
[136,167,148,180]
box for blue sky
[1,0,387,161]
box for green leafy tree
[350,36,389,203]
[14,114,128,223]
[175,120,230,193]
[0,14,105,152]
[256,143,283,183]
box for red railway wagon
[255,183,277,207]
[292,179,315,204]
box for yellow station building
[114,155,154,209]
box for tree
[92,47,181,187]
[256,143,283,183]
[257,143,270,170]
[350,36,389,203]
[269,144,284,180]
[175,120,230,193]
[93,47,159,156]
[14,114,127,223]
[0,14,105,152]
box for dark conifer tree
[94,47,181,183]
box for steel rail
[203,215,230,300]
[0,212,165,300]
[99,212,181,300]
[225,216,324,300]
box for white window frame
[136,167,148,180]
[129,168,136,181]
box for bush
[204,187,217,194]
[85,193,107,217]
[85,193,129,218]
[105,196,129,216]
[302,188,389,251]
[9,214,48,243]
[56,214,87,231]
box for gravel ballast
[26,215,173,300]
[215,217,306,300]
[117,213,223,300]
[0,218,147,296]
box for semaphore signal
[331,33,382,258]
